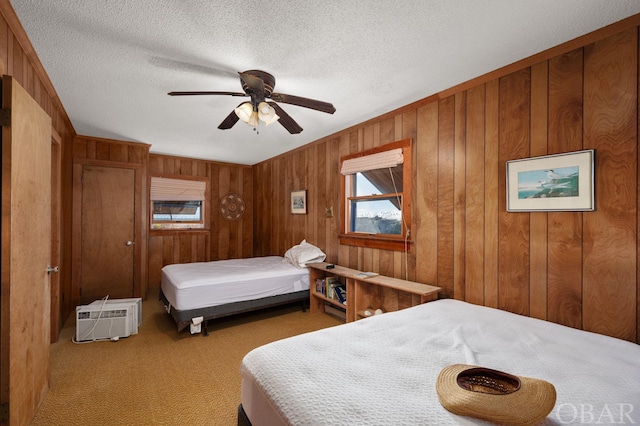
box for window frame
[149,174,209,231]
[339,138,412,251]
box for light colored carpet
[31,291,341,425]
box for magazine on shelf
[355,271,379,278]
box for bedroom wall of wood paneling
[147,154,253,290]
[253,17,640,343]
[2,0,639,346]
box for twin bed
[159,240,326,334]
[160,256,309,334]
[238,298,640,425]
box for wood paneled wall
[2,1,639,344]
[147,154,253,290]
[254,18,640,343]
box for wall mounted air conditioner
[75,298,142,342]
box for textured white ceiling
[9,1,640,165]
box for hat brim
[436,364,556,426]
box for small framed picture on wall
[506,149,595,212]
[291,190,307,214]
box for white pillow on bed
[283,240,326,268]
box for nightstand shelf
[307,262,441,322]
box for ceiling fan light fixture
[263,113,280,126]
[247,111,259,127]
[258,102,280,126]
[258,102,279,125]
[234,102,254,123]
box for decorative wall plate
[220,193,246,221]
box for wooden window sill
[339,234,412,252]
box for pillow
[283,239,326,268]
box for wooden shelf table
[307,262,441,322]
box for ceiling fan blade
[217,105,242,129]
[268,102,303,134]
[168,91,247,96]
[270,92,336,114]
[238,71,265,94]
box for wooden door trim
[0,77,13,422]
[73,157,145,170]
[50,135,62,342]
[51,127,61,144]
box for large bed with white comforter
[239,299,640,425]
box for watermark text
[556,403,635,424]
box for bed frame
[237,404,251,426]
[159,288,309,336]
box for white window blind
[150,177,206,201]
[340,148,404,175]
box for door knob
[126,240,135,246]
[46,266,59,274]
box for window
[340,139,412,251]
[150,176,207,229]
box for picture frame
[506,150,595,212]
[290,190,307,214]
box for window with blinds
[150,176,207,229]
[339,139,412,251]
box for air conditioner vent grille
[77,309,128,320]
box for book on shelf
[315,276,340,298]
[355,271,379,278]
[333,284,347,305]
[325,276,340,298]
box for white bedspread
[241,299,640,425]
[161,256,309,311]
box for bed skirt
[159,288,310,333]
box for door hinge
[0,402,8,422]
[0,108,10,127]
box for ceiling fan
[168,70,336,134]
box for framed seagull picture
[506,150,595,212]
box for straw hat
[436,364,556,425]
